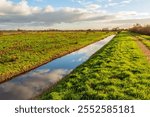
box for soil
[135,37,150,62]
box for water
[0,35,115,100]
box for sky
[0,0,150,30]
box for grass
[39,31,150,100]
[137,34,150,49]
[0,31,114,83]
[130,25,150,49]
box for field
[136,34,150,49]
[0,31,114,83]
[130,25,150,50]
[40,31,150,100]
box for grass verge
[39,31,150,100]
[137,34,150,49]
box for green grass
[137,34,150,49]
[131,32,150,49]
[39,31,150,100]
[0,31,114,82]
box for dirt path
[134,37,150,62]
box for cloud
[0,0,115,29]
[86,4,101,10]
[0,68,71,99]
[116,11,150,19]
[106,0,133,7]
[0,0,149,29]
[0,0,41,15]
[111,18,150,24]
[0,8,114,25]
[44,5,54,13]
[121,0,132,4]
[72,0,88,4]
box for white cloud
[108,0,112,2]
[107,2,118,7]
[106,0,133,7]
[117,11,150,19]
[0,0,41,15]
[72,0,86,4]
[121,0,132,4]
[86,4,101,10]
[110,18,150,29]
[44,5,54,13]
[117,11,137,17]
[0,0,149,29]
[0,7,114,24]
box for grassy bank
[0,31,113,83]
[40,31,150,100]
[137,34,150,49]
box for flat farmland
[0,31,114,83]
[40,32,150,100]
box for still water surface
[0,35,115,100]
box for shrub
[130,24,150,35]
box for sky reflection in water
[0,35,115,100]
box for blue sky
[12,0,150,12]
[0,0,150,29]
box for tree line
[130,24,150,35]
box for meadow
[0,31,114,83]
[136,34,150,49]
[40,31,150,100]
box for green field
[40,32,150,100]
[136,34,150,49]
[0,31,114,83]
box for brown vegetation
[130,24,150,35]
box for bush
[130,24,150,35]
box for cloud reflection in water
[0,69,71,100]
[0,35,115,100]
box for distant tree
[102,28,109,31]
[130,24,150,35]
[134,23,142,27]
[112,27,119,31]
[86,29,92,34]
[17,29,22,32]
